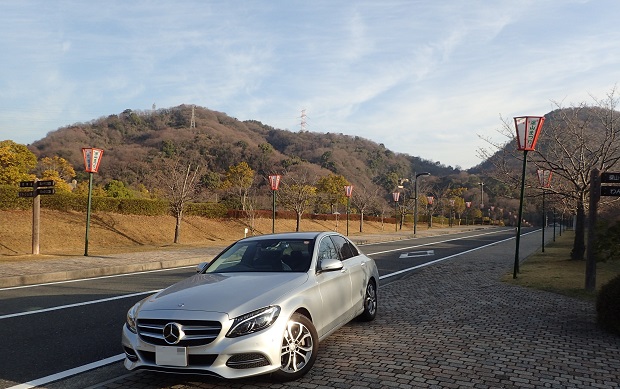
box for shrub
[596,274,620,335]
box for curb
[0,258,209,288]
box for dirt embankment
[0,209,391,258]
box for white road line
[6,354,125,389]
[364,229,505,256]
[378,229,537,281]
[0,290,160,320]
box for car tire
[358,280,377,322]
[272,313,318,382]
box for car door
[314,235,352,337]
[330,234,368,315]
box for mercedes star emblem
[163,322,184,345]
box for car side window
[329,235,354,260]
[317,237,339,262]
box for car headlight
[126,303,139,333]
[226,306,281,338]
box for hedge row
[0,185,227,217]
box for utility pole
[190,105,196,128]
[300,109,307,132]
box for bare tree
[278,172,317,232]
[534,91,620,259]
[480,87,620,260]
[350,184,380,233]
[153,158,203,243]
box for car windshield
[204,238,314,273]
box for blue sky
[1,0,619,169]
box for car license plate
[156,346,188,366]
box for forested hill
[28,105,459,189]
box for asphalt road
[0,227,532,389]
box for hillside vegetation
[28,105,459,191]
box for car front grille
[137,319,222,347]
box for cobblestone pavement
[90,232,620,389]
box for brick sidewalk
[91,230,620,389]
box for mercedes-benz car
[122,231,379,381]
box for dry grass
[0,209,393,259]
[503,230,620,300]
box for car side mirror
[319,257,344,272]
[196,262,208,273]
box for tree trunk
[571,197,586,260]
[359,211,364,233]
[296,212,302,232]
[174,210,183,244]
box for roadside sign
[20,181,35,187]
[601,172,620,183]
[601,186,620,197]
[37,180,55,187]
[18,191,35,197]
[37,188,56,195]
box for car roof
[238,231,335,242]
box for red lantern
[268,174,281,191]
[514,116,545,151]
[82,148,104,173]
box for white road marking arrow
[399,250,435,259]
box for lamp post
[414,172,431,235]
[427,196,434,228]
[268,174,281,233]
[392,192,400,232]
[513,115,545,278]
[82,147,104,256]
[537,169,553,252]
[344,185,353,236]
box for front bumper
[121,313,287,379]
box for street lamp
[537,169,553,252]
[82,147,104,256]
[414,172,431,235]
[392,191,400,232]
[268,174,281,233]
[513,115,545,278]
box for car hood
[138,272,309,317]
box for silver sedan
[122,231,379,381]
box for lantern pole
[513,116,545,278]
[82,147,103,256]
[344,185,353,236]
[85,172,94,256]
[268,175,281,234]
[514,151,528,276]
